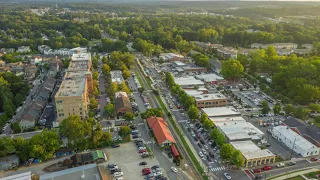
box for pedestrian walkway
[208,166,226,172]
[267,168,317,180]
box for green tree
[92,123,103,148]
[273,104,281,115]
[200,113,209,124]
[210,128,226,147]
[13,137,30,161]
[140,108,164,119]
[187,105,199,120]
[203,119,214,130]
[110,82,118,95]
[124,112,134,121]
[88,97,99,110]
[29,130,61,161]
[120,81,130,94]
[165,72,175,87]
[122,69,131,79]
[231,150,245,168]
[3,98,15,118]
[11,122,21,133]
[261,100,271,114]
[0,137,15,157]
[104,103,115,118]
[309,103,320,112]
[284,104,295,115]
[102,56,108,63]
[102,64,111,75]
[118,126,131,137]
[93,71,99,80]
[221,59,244,80]
[293,107,308,119]
[99,131,113,147]
[220,144,235,161]
[237,54,249,69]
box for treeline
[0,72,30,130]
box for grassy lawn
[304,170,320,179]
[286,176,305,180]
[122,135,131,143]
[134,71,145,88]
[155,95,208,180]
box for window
[56,100,63,104]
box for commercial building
[251,43,298,49]
[174,76,204,89]
[159,53,184,62]
[146,117,176,147]
[182,66,208,73]
[111,70,124,84]
[209,116,245,122]
[195,73,226,85]
[231,141,276,168]
[271,126,319,157]
[201,106,241,118]
[215,120,264,141]
[55,53,93,123]
[194,93,227,108]
[114,91,132,116]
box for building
[146,117,176,147]
[70,152,94,167]
[114,91,132,116]
[194,93,227,108]
[40,163,101,180]
[0,172,32,180]
[201,106,241,118]
[276,48,293,56]
[111,70,124,84]
[182,66,207,73]
[184,90,204,96]
[271,126,320,157]
[55,53,92,123]
[31,56,43,65]
[302,44,313,49]
[293,49,312,55]
[0,155,19,171]
[174,76,204,89]
[217,47,237,59]
[0,48,15,54]
[215,120,264,141]
[48,59,61,77]
[17,46,31,53]
[172,61,187,67]
[209,116,245,122]
[20,99,46,129]
[195,74,226,85]
[159,53,184,62]
[231,141,276,168]
[251,43,298,49]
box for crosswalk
[145,141,153,144]
[208,166,226,172]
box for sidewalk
[267,168,317,180]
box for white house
[31,56,43,65]
[271,126,319,157]
[17,46,31,53]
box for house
[276,48,293,56]
[146,117,176,147]
[217,47,237,59]
[302,44,313,49]
[251,43,298,49]
[0,60,5,67]
[17,46,31,53]
[31,56,43,65]
[114,91,133,116]
[23,64,38,81]
[20,99,46,129]
[38,45,51,53]
[0,48,15,54]
[48,60,61,77]
[70,152,94,167]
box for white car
[115,177,123,180]
[171,166,178,173]
[138,147,146,150]
[199,151,204,157]
[153,171,162,176]
[277,163,285,168]
[113,172,123,177]
[224,173,231,179]
[204,145,209,150]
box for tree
[0,137,15,157]
[29,130,61,161]
[220,144,235,161]
[200,113,209,124]
[120,81,130,94]
[13,137,30,161]
[122,69,131,79]
[102,64,111,75]
[104,103,115,118]
[88,97,99,110]
[92,123,103,148]
[124,112,134,121]
[261,100,271,114]
[99,132,113,147]
[237,54,249,69]
[165,72,175,87]
[221,59,244,80]
[11,122,21,133]
[231,150,245,168]
[284,104,295,115]
[102,56,108,63]
[118,126,131,137]
[210,128,226,147]
[309,103,320,112]
[141,108,164,119]
[3,98,15,118]
[110,82,118,95]
[273,104,281,115]
[203,119,214,129]
[187,105,199,120]
[293,107,308,119]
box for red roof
[171,144,180,158]
[146,117,176,145]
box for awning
[171,144,179,158]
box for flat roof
[202,106,240,117]
[209,116,245,122]
[173,61,186,66]
[272,126,318,151]
[194,93,226,101]
[215,120,264,141]
[111,70,124,83]
[40,163,100,180]
[195,74,224,82]
[231,141,275,160]
[184,90,204,96]
[56,71,87,97]
[174,76,204,86]
[0,171,32,180]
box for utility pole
[289,138,297,160]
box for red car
[263,166,272,171]
[253,168,262,173]
[139,149,147,153]
[142,168,151,175]
[142,168,150,172]
[310,157,318,162]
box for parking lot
[232,90,275,109]
[101,142,167,180]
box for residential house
[23,64,37,81]
[31,56,43,65]
[114,91,132,116]
[146,117,176,147]
[38,45,50,53]
[17,46,31,53]
[48,59,61,77]
[0,48,15,54]
[10,62,24,74]
[302,44,313,49]
[20,99,46,129]
[276,48,293,56]
[217,47,237,59]
[251,43,298,49]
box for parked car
[110,169,121,174]
[276,163,285,168]
[224,173,231,179]
[263,166,272,171]
[287,161,296,166]
[113,172,123,177]
[151,165,160,170]
[108,163,117,169]
[112,144,120,148]
[139,162,147,166]
[255,175,262,179]
[171,166,178,173]
[310,157,318,162]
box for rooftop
[272,126,318,151]
[0,171,32,180]
[172,61,186,66]
[215,120,264,141]
[111,70,124,83]
[231,141,275,160]
[201,106,240,117]
[195,74,224,82]
[209,116,245,122]
[57,71,87,97]
[40,163,100,180]
[147,117,176,145]
[184,90,204,96]
[68,53,91,71]
[174,76,204,86]
[194,93,226,101]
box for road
[97,56,107,117]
